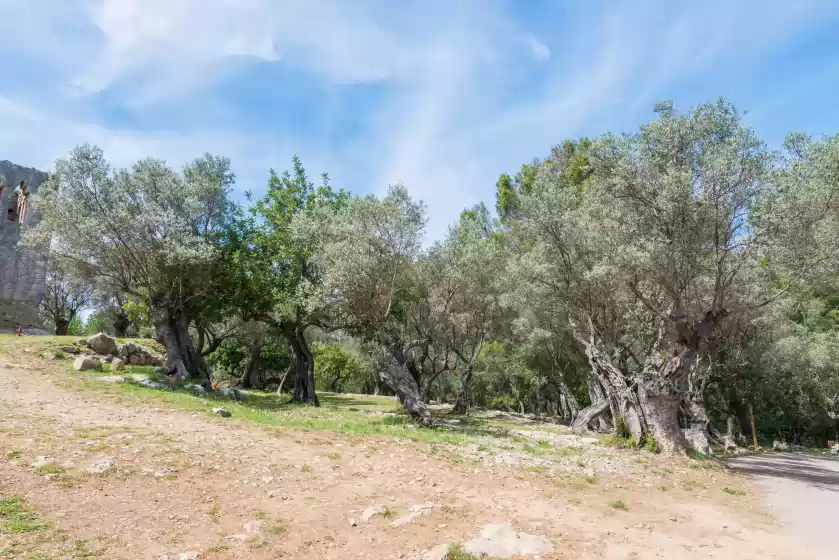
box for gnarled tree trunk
[381,342,431,425]
[151,304,209,386]
[282,321,319,406]
[55,317,70,336]
[452,368,473,414]
[637,381,686,453]
[556,378,580,423]
[113,312,130,337]
[239,342,262,389]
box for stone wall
[0,161,48,330]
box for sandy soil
[0,351,823,559]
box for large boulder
[74,356,101,371]
[87,333,117,356]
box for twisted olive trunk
[381,342,431,425]
[281,321,319,406]
[55,317,70,336]
[452,367,473,414]
[151,304,209,386]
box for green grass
[208,503,220,523]
[721,486,746,496]
[0,496,49,534]
[36,464,67,475]
[61,371,498,446]
[5,450,22,459]
[446,544,481,560]
[609,499,628,510]
[267,524,287,536]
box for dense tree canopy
[26,98,839,453]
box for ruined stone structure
[0,161,48,330]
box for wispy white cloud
[0,0,837,240]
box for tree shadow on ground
[726,453,839,492]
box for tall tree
[40,258,93,335]
[514,100,780,452]
[24,145,235,385]
[298,184,436,422]
[245,157,348,406]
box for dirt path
[727,453,839,559]
[0,353,819,559]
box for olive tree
[24,145,235,385]
[516,100,777,452]
[296,184,440,422]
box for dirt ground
[0,345,827,559]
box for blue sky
[2,0,839,239]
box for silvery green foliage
[23,144,235,305]
[517,100,774,360]
[299,183,426,340]
[754,133,839,279]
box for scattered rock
[185,384,206,396]
[217,387,244,401]
[73,356,101,371]
[349,518,358,527]
[59,345,80,354]
[154,467,179,478]
[178,553,200,560]
[111,358,125,371]
[212,408,232,418]
[31,456,54,468]
[243,520,264,533]
[117,342,165,367]
[96,375,125,383]
[773,440,789,451]
[42,352,58,360]
[86,458,114,474]
[87,333,117,356]
[130,374,166,389]
[462,524,553,558]
[391,503,438,526]
[361,504,385,522]
[224,533,247,544]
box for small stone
[349,518,358,527]
[361,504,385,522]
[178,552,200,560]
[111,358,125,371]
[31,456,54,468]
[669,516,677,522]
[86,458,114,474]
[42,352,58,360]
[243,520,264,533]
[212,408,232,418]
[262,476,274,484]
[59,345,80,354]
[217,388,244,401]
[97,375,125,383]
